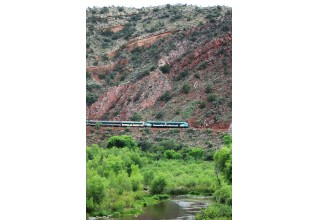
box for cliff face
[86,5,232,131]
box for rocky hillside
[86,4,232,146]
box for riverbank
[89,195,213,220]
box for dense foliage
[86,135,232,217]
[196,135,232,220]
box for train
[86,120,189,128]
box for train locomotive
[86,120,189,128]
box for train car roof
[100,121,122,123]
[146,121,188,123]
[121,121,144,123]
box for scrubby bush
[150,176,167,194]
[100,7,109,14]
[199,101,206,109]
[181,84,191,94]
[222,25,230,32]
[164,150,182,159]
[213,184,232,205]
[160,64,170,74]
[150,65,157,71]
[188,148,204,160]
[131,112,142,121]
[102,112,109,120]
[176,69,190,81]
[194,73,200,79]
[207,93,217,102]
[156,111,164,119]
[138,140,153,151]
[214,143,232,184]
[158,91,172,102]
[98,74,106,79]
[106,135,137,149]
[197,62,207,70]
[86,71,91,79]
[117,6,124,12]
[101,54,109,61]
[86,93,98,106]
[195,203,232,220]
[137,70,150,80]
[205,84,212,94]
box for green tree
[86,169,107,205]
[160,64,170,74]
[214,141,232,184]
[106,135,137,149]
[130,164,143,191]
[164,150,182,159]
[188,148,204,160]
[105,155,125,174]
[150,175,167,194]
[213,184,232,205]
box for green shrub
[150,176,167,194]
[214,185,232,205]
[205,84,212,94]
[160,64,170,74]
[138,140,153,151]
[176,69,189,81]
[195,203,232,220]
[106,135,137,149]
[207,93,217,102]
[164,150,182,159]
[158,91,172,102]
[160,139,183,151]
[101,28,112,37]
[117,6,124,12]
[101,54,109,61]
[102,112,109,120]
[137,70,150,80]
[120,74,126,81]
[197,62,207,70]
[95,122,102,129]
[194,73,200,79]
[156,111,164,119]
[181,84,191,94]
[100,7,109,14]
[150,65,157,71]
[98,74,106,79]
[214,145,232,183]
[223,135,232,145]
[131,112,142,121]
[86,71,91,79]
[199,101,206,109]
[86,93,98,106]
[188,148,204,160]
[222,25,230,32]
